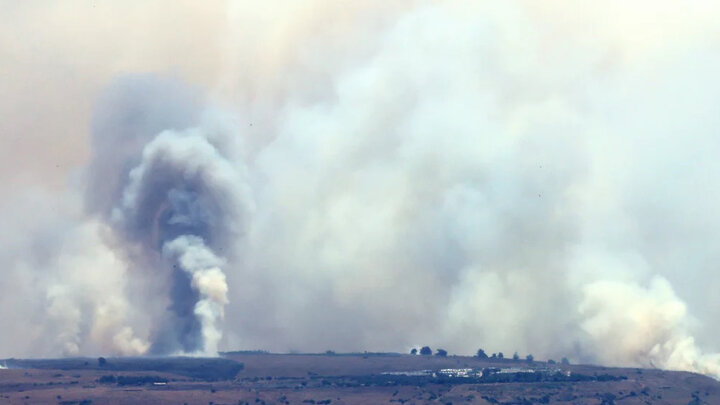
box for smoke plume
[2,0,720,378]
[83,78,251,355]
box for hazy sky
[2,0,720,377]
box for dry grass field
[1,353,718,404]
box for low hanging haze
[2,0,720,379]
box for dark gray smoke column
[85,75,250,355]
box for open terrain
[1,353,718,404]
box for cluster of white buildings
[437,368,477,378]
[382,366,571,379]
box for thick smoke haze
[2,0,720,378]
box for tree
[498,352,504,359]
[491,353,497,359]
[435,349,447,357]
[420,346,432,355]
[525,354,534,362]
[410,348,417,355]
[97,357,107,367]
[547,359,556,364]
[561,357,570,365]
[512,352,520,361]
[476,349,488,359]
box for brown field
[1,353,718,404]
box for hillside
[0,353,717,404]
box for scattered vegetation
[98,374,168,386]
[220,350,269,355]
[316,369,627,388]
[3,357,243,380]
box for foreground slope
[0,353,718,404]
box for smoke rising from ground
[2,0,720,378]
[84,79,251,354]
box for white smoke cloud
[0,200,148,357]
[579,277,715,372]
[163,236,229,356]
[2,0,720,379]
[44,221,149,356]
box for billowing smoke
[83,77,251,355]
[2,0,720,378]
[579,277,720,377]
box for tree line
[408,347,570,365]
